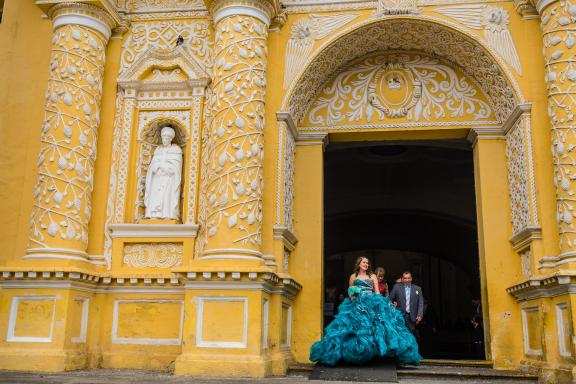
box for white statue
[144,126,182,219]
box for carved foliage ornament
[29,25,107,251]
[305,53,492,126]
[123,242,183,268]
[541,1,576,254]
[120,20,213,75]
[285,19,518,125]
[200,15,268,252]
[124,0,205,11]
[506,118,532,235]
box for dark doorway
[323,141,484,360]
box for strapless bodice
[354,278,374,294]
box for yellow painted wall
[0,0,574,382]
[0,0,52,266]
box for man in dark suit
[389,271,424,338]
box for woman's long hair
[353,256,373,277]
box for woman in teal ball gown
[310,256,421,366]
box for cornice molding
[210,0,277,26]
[536,0,558,14]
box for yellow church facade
[0,0,575,382]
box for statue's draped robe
[144,144,182,219]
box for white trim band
[108,223,199,238]
[53,14,112,40]
[213,5,271,26]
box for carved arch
[281,15,524,125]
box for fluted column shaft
[27,3,114,260]
[199,0,273,260]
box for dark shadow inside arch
[323,140,485,360]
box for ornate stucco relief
[29,24,107,253]
[303,52,494,127]
[123,0,205,11]
[120,20,213,74]
[284,13,360,88]
[281,0,510,14]
[283,18,520,126]
[541,0,576,257]
[123,242,183,268]
[505,114,539,237]
[432,5,522,74]
[274,121,296,231]
[199,15,268,254]
[103,37,209,266]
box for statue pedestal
[138,218,179,225]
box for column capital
[47,2,116,40]
[210,0,278,26]
[513,0,539,19]
[535,0,558,14]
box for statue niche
[136,123,186,222]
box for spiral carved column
[26,3,114,261]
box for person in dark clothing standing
[389,271,424,340]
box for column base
[0,348,88,372]
[174,353,272,377]
[100,350,180,371]
[270,349,295,376]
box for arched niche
[103,45,211,265]
[135,117,188,222]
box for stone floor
[0,370,536,384]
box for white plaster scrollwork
[123,242,183,268]
[506,116,535,235]
[275,119,297,231]
[284,18,520,126]
[541,0,576,256]
[194,88,214,259]
[306,53,492,126]
[104,41,209,266]
[432,5,522,74]
[124,0,205,11]
[201,15,268,254]
[284,13,360,88]
[120,20,213,74]
[283,129,296,231]
[28,23,108,255]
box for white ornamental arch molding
[281,15,525,125]
[275,16,538,255]
[103,45,210,268]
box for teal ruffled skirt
[310,294,421,366]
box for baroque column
[26,3,114,261]
[198,0,274,261]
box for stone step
[398,364,538,382]
[289,362,539,382]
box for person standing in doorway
[375,267,389,296]
[389,271,424,341]
[471,297,484,358]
